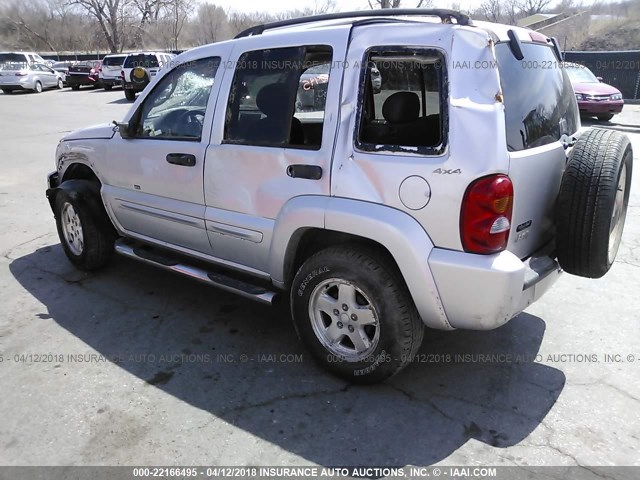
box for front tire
[290,246,424,383]
[54,188,115,271]
[34,81,42,93]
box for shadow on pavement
[10,244,565,466]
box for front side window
[496,43,579,151]
[224,45,333,150]
[133,57,220,141]
[356,48,446,155]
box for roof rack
[234,8,473,39]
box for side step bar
[114,239,278,305]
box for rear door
[495,42,580,258]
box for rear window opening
[356,48,447,155]
[496,43,579,151]
[0,53,28,70]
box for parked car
[564,62,624,121]
[99,54,127,90]
[0,62,63,93]
[66,60,102,90]
[51,61,76,85]
[121,52,176,101]
[0,51,46,69]
[46,10,633,383]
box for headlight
[610,93,623,101]
[575,93,584,101]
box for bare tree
[479,0,502,22]
[67,0,134,52]
[518,0,552,16]
[192,3,229,44]
[367,0,433,8]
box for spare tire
[556,128,633,278]
[131,66,150,86]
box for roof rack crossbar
[234,8,472,39]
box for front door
[102,56,223,255]
[202,29,349,274]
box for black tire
[290,245,424,384]
[54,186,115,271]
[1,88,11,94]
[125,89,136,101]
[71,85,80,91]
[103,84,113,91]
[556,128,633,278]
[34,81,42,93]
[597,114,614,121]
[57,78,63,89]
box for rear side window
[356,48,446,155]
[124,54,159,69]
[224,45,333,150]
[496,43,579,151]
[0,53,27,70]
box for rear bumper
[428,246,562,330]
[100,77,121,86]
[66,75,99,86]
[578,100,624,115]
[123,81,145,92]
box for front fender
[270,196,452,330]
[45,179,116,237]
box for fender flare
[46,179,116,238]
[270,195,452,330]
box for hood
[61,123,116,141]
[572,81,621,96]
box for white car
[0,62,64,93]
[46,9,632,383]
[99,53,127,91]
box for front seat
[255,83,305,145]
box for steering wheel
[177,109,206,128]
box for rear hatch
[495,41,580,259]
[0,55,28,84]
[101,55,126,79]
[123,54,160,81]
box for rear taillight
[460,174,514,254]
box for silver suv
[46,9,633,383]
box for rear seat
[361,91,441,147]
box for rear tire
[103,84,113,91]
[71,85,80,91]
[1,88,11,94]
[124,89,136,101]
[57,78,63,89]
[290,245,424,384]
[597,114,614,121]
[54,186,115,271]
[556,128,633,278]
[34,81,42,93]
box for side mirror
[113,120,132,139]
[597,76,603,82]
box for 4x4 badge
[433,168,462,174]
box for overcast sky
[201,0,613,15]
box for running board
[114,239,278,305]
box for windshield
[564,65,599,83]
[102,56,126,67]
[0,53,27,70]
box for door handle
[166,153,196,167]
[286,164,322,180]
